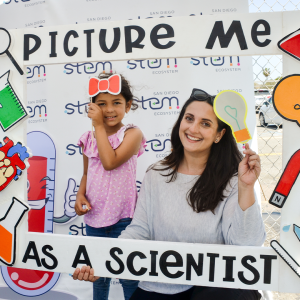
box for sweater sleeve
[119,171,152,240]
[222,179,266,246]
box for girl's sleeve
[119,171,152,240]
[77,131,98,158]
[222,178,266,246]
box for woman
[73,89,266,300]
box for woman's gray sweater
[119,168,266,294]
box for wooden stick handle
[90,97,94,153]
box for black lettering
[149,251,158,276]
[159,250,184,279]
[71,245,92,268]
[150,24,175,49]
[205,21,248,50]
[127,251,147,276]
[260,255,277,284]
[238,256,260,285]
[186,253,203,281]
[124,26,145,53]
[64,30,79,56]
[22,241,41,267]
[99,28,120,53]
[24,34,41,60]
[84,29,94,57]
[106,247,124,275]
[251,20,271,47]
[223,256,236,282]
[207,253,219,282]
[49,31,57,57]
[41,245,58,270]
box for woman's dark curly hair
[151,95,243,213]
[91,72,138,110]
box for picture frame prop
[2,9,300,294]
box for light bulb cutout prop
[0,28,23,75]
[269,149,300,208]
[0,197,29,266]
[213,90,251,143]
[273,74,300,126]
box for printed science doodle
[273,74,300,126]
[0,71,28,132]
[0,198,29,266]
[0,137,31,192]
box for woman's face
[94,93,132,127]
[179,101,224,155]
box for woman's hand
[238,143,261,188]
[88,103,104,128]
[74,194,91,216]
[73,266,99,282]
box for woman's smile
[185,133,203,143]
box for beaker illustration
[0,197,29,266]
[1,131,60,297]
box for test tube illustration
[1,132,60,297]
[0,198,29,266]
[269,149,300,208]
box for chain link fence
[249,0,300,299]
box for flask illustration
[0,197,29,266]
[0,70,28,132]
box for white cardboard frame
[1,11,300,293]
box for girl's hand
[73,266,99,282]
[88,103,104,128]
[238,143,261,188]
[75,194,91,216]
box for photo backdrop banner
[0,0,263,299]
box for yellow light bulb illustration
[213,90,251,144]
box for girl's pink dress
[77,124,146,228]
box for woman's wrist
[238,179,255,191]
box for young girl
[75,73,146,300]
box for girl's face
[179,101,225,155]
[94,93,132,126]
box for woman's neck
[177,149,210,175]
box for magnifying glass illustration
[0,28,24,75]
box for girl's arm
[74,151,91,215]
[89,103,143,170]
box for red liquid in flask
[0,198,29,265]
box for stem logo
[127,58,177,70]
[27,100,47,121]
[4,0,30,3]
[190,56,240,67]
[146,138,171,152]
[65,144,82,156]
[27,65,46,79]
[64,62,113,75]
[138,96,179,110]
[64,101,88,115]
